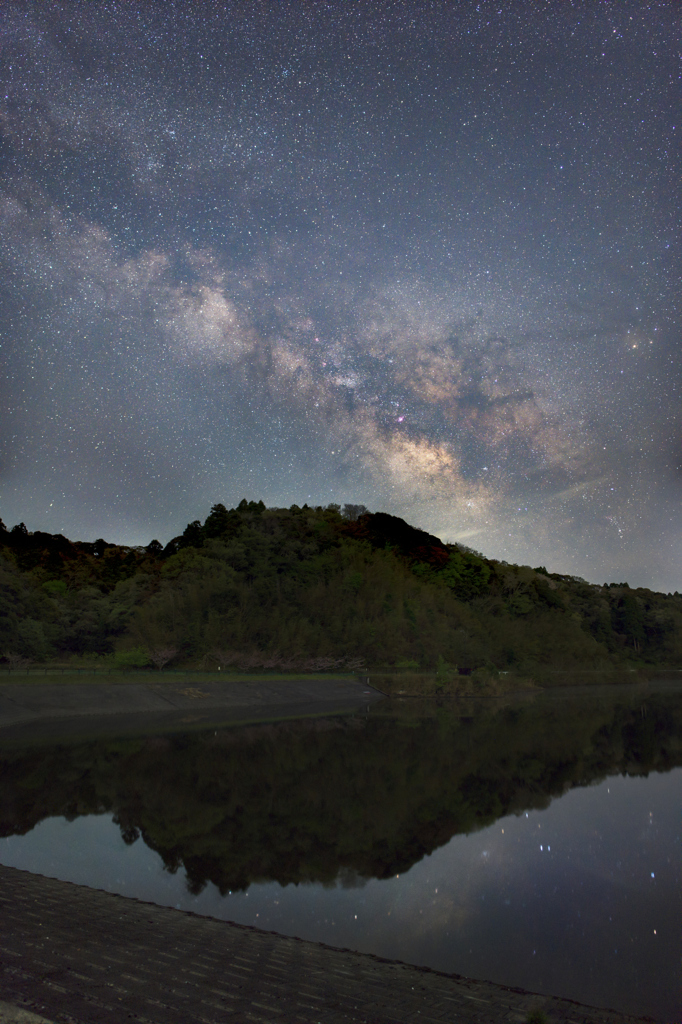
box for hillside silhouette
[2,501,682,681]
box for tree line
[2,501,682,678]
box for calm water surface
[1,684,680,1018]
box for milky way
[0,1,679,589]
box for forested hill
[1,501,682,679]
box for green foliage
[111,645,151,669]
[613,593,646,649]
[42,579,67,596]
[507,592,534,616]
[436,654,454,684]
[435,548,492,599]
[3,503,682,674]
[344,570,364,594]
[526,1011,548,1024]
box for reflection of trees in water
[1,688,681,894]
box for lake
[1,682,680,1019]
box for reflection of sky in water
[2,770,680,1018]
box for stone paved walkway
[0,1002,53,1024]
[0,866,655,1024]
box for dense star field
[0,1,679,590]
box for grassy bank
[0,663,669,694]
[368,669,537,696]
[367,665,666,696]
[0,667,359,686]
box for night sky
[1,1,679,590]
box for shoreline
[0,675,384,746]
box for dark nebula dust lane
[0,1,679,590]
